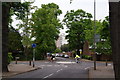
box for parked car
[64,54,69,58]
[60,54,64,57]
[55,53,60,57]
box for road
[8,57,112,80]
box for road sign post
[32,43,36,67]
[33,49,35,67]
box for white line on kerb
[43,73,54,79]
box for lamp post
[93,0,96,70]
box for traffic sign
[95,34,100,42]
[32,43,36,48]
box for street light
[93,0,96,70]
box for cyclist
[75,55,80,63]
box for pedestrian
[75,55,80,63]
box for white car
[64,54,69,58]
[55,53,60,57]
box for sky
[31,0,109,21]
[13,0,109,44]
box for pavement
[89,65,115,79]
[2,63,40,78]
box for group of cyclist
[47,53,81,63]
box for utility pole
[93,0,96,70]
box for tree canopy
[96,16,111,55]
[63,9,92,55]
[31,3,62,59]
[8,26,23,52]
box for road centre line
[43,73,54,79]
[57,70,61,72]
[56,69,63,72]
[43,68,63,79]
[60,69,63,70]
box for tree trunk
[76,49,80,56]
[2,3,11,72]
[24,46,28,60]
[109,2,120,79]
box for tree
[31,3,62,59]
[109,2,120,79]
[2,2,30,72]
[63,9,92,55]
[15,2,37,60]
[2,3,11,72]
[61,44,70,52]
[54,48,62,53]
[8,26,23,53]
[96,16,111,55]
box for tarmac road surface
[6,57,112,80]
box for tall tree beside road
[31,3,62,59]
[61,44,70,52]
[96,16,111,55]
[2,3,11,72]
[63,9,92,55]
[8,26,23,53]
[16,2,37,60]
[2,2,30,72]
[109,2,120,79]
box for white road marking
[56,61,76,64]
[56,70,61,72]
[45,62,49,63]
[60,69,63,70]
[55,65,60,67]
[85,67,89,70]
[38,66,43,68]
[64,66,68,68]
[56,69,63,72]
[47,65,52,66]
[108,64,111,66]
[43,73,54,79]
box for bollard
[15,57,19,64]
[29,60,31,66]
[106,59,108,66]
[15,58,17,64]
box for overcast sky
[31,0,109,21]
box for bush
[82,55,92,60]
[8,52,13,64]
